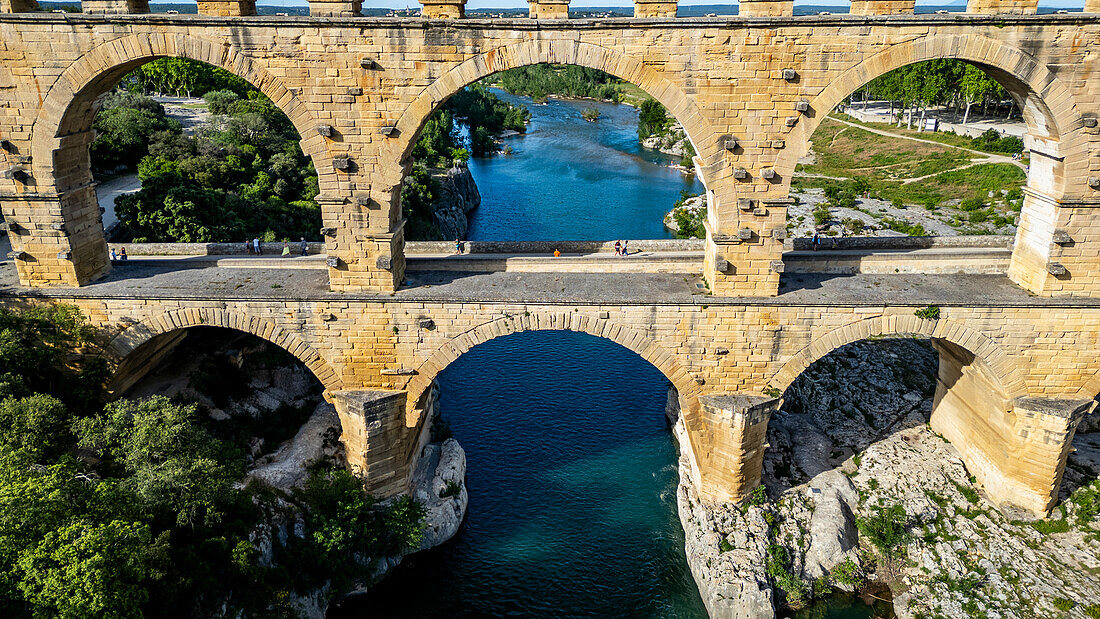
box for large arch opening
[784,52,1070,246]
[20,36,328,286]
[748,327,1097,617]
[386,42,719,258]
[344,329,708,616]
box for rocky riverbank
[674,339,1100,618]
[642,121,692,158]
[427,163,481,240]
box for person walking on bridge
[253,237,262,255]
[300,237,308,256]
[614,240,621,255]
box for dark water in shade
[465,89,704,241]
[353,330,708,617]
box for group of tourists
[613,240,630,256]
[109,247,127,261]
[246,237,310,256]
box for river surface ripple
[466,89,704,241]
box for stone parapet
[849,0,915,15]
[528,0,570,19]
[196,0,257,16]
[420,0,465,18]
[737,0,793,17]
[966,0,1037,13]
[634,0,677,18]
[80,0,149,13]
[308,0,361,17]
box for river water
[334,93,889,618]
[465,89,704,241]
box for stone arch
[776,34,1085,195]
[768,313,1025,398]
[401,310,702,424]
[387,39,722,189]
[31,32,328,193]
[105,308,341,392]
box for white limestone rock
[411,438,469,550]
[803,469,860,579]
[247,403,340,490]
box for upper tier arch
[30,32,329,192]
[776,33,1085,195]
[389,39,722,188]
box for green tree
[638,98,672,139]
[16,520,153,619]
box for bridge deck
[1,253,1095,307]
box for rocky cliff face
[642,122,691,158]
[429,164,481,240]
[675,339,1100,618]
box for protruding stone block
[528,0,569,19]
[965,0,1037,14]
[196,0,256,16]
[81,0,149,13]
[692,394,781,503]
[420,0,465,17]
[331,390,418,498]
[308,0,361,17]
[739,0,792,17]
[849,0,915,15]
[633,0,676,18]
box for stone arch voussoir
[402,310,702,426]
[768,314,1024,399]
[106,308,342,391]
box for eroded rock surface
[677,339,1100,618]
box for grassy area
[615,82,651,107]
[798,117,973,182]
[828,112,1026,158]
[794,163,1024,209]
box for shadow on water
[334,330,706,618]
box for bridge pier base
[331,389,422,498]
[930,340,1093,515]
[693,394,781,503]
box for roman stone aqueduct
[3,0,1100,515]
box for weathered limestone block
[849,0,914,15]
[420,0,465,18]
[1,189,110,287]
[737,0,792,17]
[966,0,1037,13]
[1088,0,1100,13]
[331,390,418,498]
[1008,189,1100,298]
[80,0,149,13]
[308,0,361,17]
[930,339,1093,514]
[634,0,677,18]
[528,0,569,19]
[0,0,38,12]
[196,0,257,16]
[706,232,782,297]
[693,394,780,503]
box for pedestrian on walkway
[245,239,253,254]
[614,240,622,255]
[455,238,463,255]
[621,240,629,256]
[253,237,261,255]
[812,231,820,251]
[110,248,117,261]
[119,247,128,261]
[282,240,291,256]
[300,237,308,256]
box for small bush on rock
[857,503,911,559]
[914,305,941,320]
[831,557,866,589]
[1053,597,1076,611]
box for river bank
[673,339,1100,618]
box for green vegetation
[1086,603,1100,618]
[914,305,941,320]
[668,191,705,239]
[90,59,322,244]
[0,305,426,616]
[638,98,674,140]
[765,544,809,606]
[856,502,911,559]
[1053,597,1076,612]
[439,479,463,499]
[581,107,600,122]
[830,557,866,589]
[490,64,624,103]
